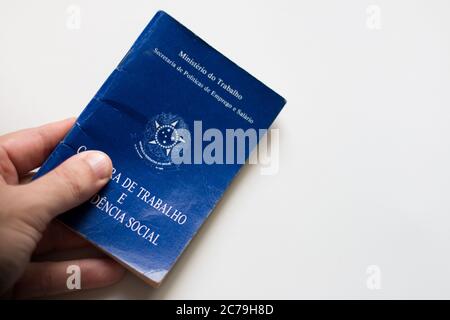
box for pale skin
[0,118,125,298]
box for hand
[0,118,125,299]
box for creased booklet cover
[35,10,286,287]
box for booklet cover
[35,10,286,287]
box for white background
[1,0,450,299]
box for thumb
[20,151,112,227]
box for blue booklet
[35,10,286,286]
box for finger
[15,150,112,229]
[0,118,75,183]
[34,222,89,256]
[12,258,126,299]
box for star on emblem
[149,120,186,156]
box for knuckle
[54,165,86,202]
[11,187,53,232]
[33,130,52,162]
[0,146,18,183]
[36,266,55,297]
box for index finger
[0,118,75,180]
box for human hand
[0,118,125,298]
